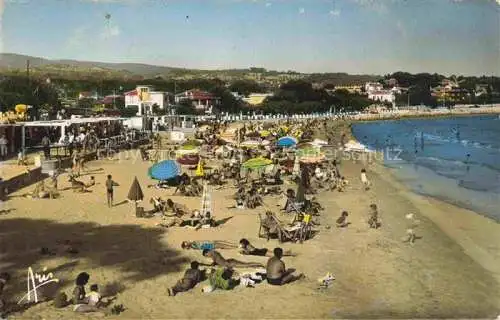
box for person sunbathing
[239,239,294,257]
[168,261,204,296]
[201,249,264,268]
[181,240,238,251]
[165,199,189,216]
[266,248,304,286]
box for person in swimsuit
[201,249,264,268]
[72,272,100,313]
[181,241,238,251]
[266,248,304,286]
[238,239,294,257]
[168,261,204,296]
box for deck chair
[258,212,294,243]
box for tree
[229,80,266,96]
[175,100,196,115]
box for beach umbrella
[195,160,204,177]
[260,130,271,138]
[277,136,298,147]
[240,140,261,148]
[148,160,181,180]
[127,176,144,213]
[127,176,144,202]
[177,154,200,165]
[242,157,272,170]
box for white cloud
[298,7,305,14]
[265,2,271,7]
[329,9,340,16]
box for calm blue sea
[352,115,500,222]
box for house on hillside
[365,82,383,94]
[124,85,173,116]
[174,89,221,111]
[78,91,99,100]
[431,79,468,103]
[368,90,395,106]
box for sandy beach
[1,122,499,319]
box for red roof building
[175,89,221,110]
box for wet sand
[0,124,499,319]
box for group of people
[168,239,303,296]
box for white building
[174,89,221,111]
[365,82,383,94]
[124,85,172,116]
[368,90,396,105]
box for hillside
[0,53,380,83]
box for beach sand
[1,126,499,319]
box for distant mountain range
[0,53,380,84]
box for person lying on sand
[266,248,304,286]
[165,199,189,216]
[181,240,238,251]
[168,261,204,296]
[239,239,294,257]
[201,249,264,268]
[336,211,350,228]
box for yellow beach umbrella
[260,130,271,138]
[195,160,204,177]
[15,104,27,114]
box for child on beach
[336,211,350,228]
[360,169,371,190]
[87,284,101,307]
[368,204,381,229]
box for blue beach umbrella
[148,160,181,180]
[277,136,298,147]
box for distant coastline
[350,105,500,122]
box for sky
[0,0,499,76]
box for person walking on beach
[105,175,119,207]
[360,169,371,190]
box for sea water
[352,115,500,221]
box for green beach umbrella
[241,157,273,170]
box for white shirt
[86,291,101,306]
[361,172,368,183]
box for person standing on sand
[360,169,371,190]
[266,248,304,286]
[105,175,119,207]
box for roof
[124,90,138,96]
[176,89,217,100]
[21,117,126,127]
